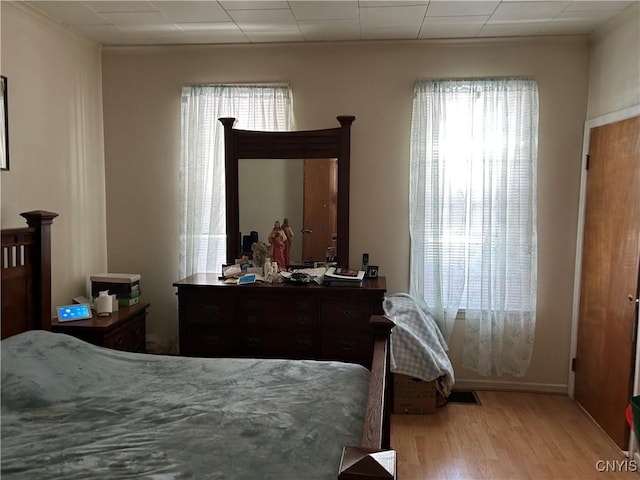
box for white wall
[102,36,590,390]
[587,2,640,119]
[0,3,107,311]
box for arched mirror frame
[220,115,355,267]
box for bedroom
[0,0,639,477]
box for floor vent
[446,390,480,405]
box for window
[409,78,538,376]
[179,85,293,278]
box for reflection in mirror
[239,158,338,265]
[301,158,337,263]
[239,159,303,262]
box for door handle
[300,228,313,234]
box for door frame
[569,104,640,446]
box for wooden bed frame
[1,211,397,479]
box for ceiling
[23,0,636,46]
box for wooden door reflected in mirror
[302,158,337,262]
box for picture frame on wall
[1,75,8,171]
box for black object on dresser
[173,274,386,368]
[51,303,149,353]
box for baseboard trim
[454,378,568,395]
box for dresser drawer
[183,296,236,327]
[320,301,377,333]
[103,315,146,353]
[321,331,373,367]
[239,330,317,359]
[239,298,317,332]
[183,324,237,357]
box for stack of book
[323,267,365,287]
[90,273,141,307]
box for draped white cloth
[409,78,538,377]
[179,85,293,278]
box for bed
[1,211,396,479]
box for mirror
[221,116,355,267]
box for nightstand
[52,302,149,353]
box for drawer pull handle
[204,305,220,316]
[247,337,262,347]
[297,317,309,326]
[296,339,312,349]
[203,335,220,345]
[114,336,123,346]
[132,326,141,335]
[340,341,354,350]
[340,310,356,319]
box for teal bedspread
[1,330,370,479]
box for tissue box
[91,273,140,298]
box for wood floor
[391,390,638,479]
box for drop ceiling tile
[419,15,487,38]
[29,1,110,25]
[227,8,298,31]
[122,32,187,45]
[479,20,549,37]
[177,22,240,32]
[359,1,428,7]
[244,29,305,43]
[298,19,360,41]
[537,19,600,35]
[72,24,134,44]
[152,1,231,23]
[360,5,428,28]
[554,9,620,23]
[489,1,570,22]
[361,25,421,40]
[86,1,157,13]
[563,1,633,12]
[99,11,173,26]
[426,1,499,17]
[419,24,482,38]
[289,1,358,21]
[180,30,250,44]
[219,1,290,11]
[117,23,181,34]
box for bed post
[20,210,58,331]
[338,315,396,480]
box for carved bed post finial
[20,210,58,331]
[218,117,236,129]
[338,446,396,480]
[336,115,356,127]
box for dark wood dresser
[174,274,386,368]
[51,303,149,353]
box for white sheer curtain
[179,85,293,279]
[409,78,538,377]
